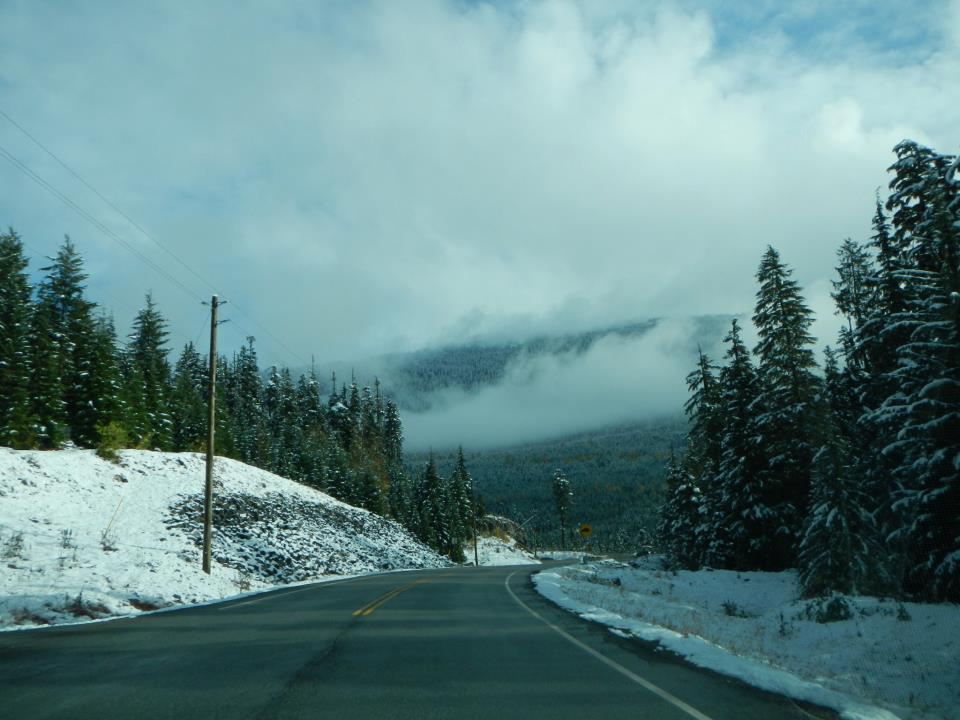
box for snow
[534,557,960,720]
[0,447,448,629]
[465,534,540,566]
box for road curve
[0,563,836,719]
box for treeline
[658,140,959,603]
[0,233,475,561]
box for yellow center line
[352,580,430,617]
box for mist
[402,317,719,451]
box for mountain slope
[0,448,447,629]
[310,315,732,412]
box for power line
[0,142,206,304]
[0,108,314,368]
[0,106,219,297]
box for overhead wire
[0,141,206,304]
[0,107,314,368]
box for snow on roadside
[534,559,960,720]
[465,534,540,566]
[0,447,447,630]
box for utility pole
[202,295,219,574]
[472,498,480,567]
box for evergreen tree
[128,293,172,449]
[170,342,207,451]
[658,450,703,569]
[751,246,821,569]
[448,446,474,550]
[0,229,36,447]
[37,238,103,446]
[228,337,264,464]
[712,319,768,569]
[879,144,960,600]
[415,455,454,557]
[682,350,723,565]
[552,468,572,550]
[29,288,67,448]
[799,406,886,598]
[87,314,124,444]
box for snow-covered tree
[799,407,886,598]
[751,245,821,569]
[127,293,172,449]
[0,229,36,448]
[712,319,770,570]
[658,450,703,570]
[552,468,572,550]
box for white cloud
[0,0,957,366]
[403,317,702,450]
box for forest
[659,140,960,603]
[414,419,686,552]
[0,236,475,561]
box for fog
[403,317,722,450]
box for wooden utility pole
[202,295,218,574]
[472,501,480,567]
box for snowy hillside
[535,559,960,720]
[0,447,447,629]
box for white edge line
[504,571,715,720]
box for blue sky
[0,0,957,370]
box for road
[0,563,835,719]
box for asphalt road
[0,564,836,719]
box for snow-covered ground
[535,558,960,720]
[465,534,540,566]
[0,447,447,629]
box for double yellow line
[352,580,429,617]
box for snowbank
[0,447,447,629]
[534,558,960,720]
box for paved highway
[0,564,836,719]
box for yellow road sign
[579,524,592,539]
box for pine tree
[128,293,172,449]
[29,288,67,448]
[713,319,768,569]
[87,314,124,445]
[264,365,300,478]
[448,446,474,550]
[0,229,36,447]
[799,405,886,598]
[751,246,821,569]
[682,350,723,565]
[552,468,572,550]
[878,144,960,600]
[228,337,264,465]
[831,238,874,370]
[658,450,703,569]
[415,455,453,556]
[38,238,104,446]
[170,342,207,451]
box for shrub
[95,421,128,462]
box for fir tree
[128,293,172,449]
[448,446,474,550]
[879,145,960,600]
[552,468,572,550]
[658,450,703,570]
[751,246,821,569]
[170,342,207,451]
[0,229,36,447]
[799,407,886,598]
[712,319,768,569]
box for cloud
[0,0,957,367]
[402,317,717,450]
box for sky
[1,0,958,376]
